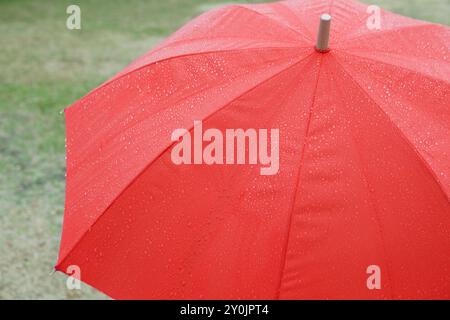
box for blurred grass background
[0,0,448,299]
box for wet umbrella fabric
[56,0,450,299]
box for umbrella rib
[272,2,316,41]
[337,47,450,64]
[332,72,396,299]
[334,49,450,84]
[346,119,396,299]
[230,4,308,40]
[64,45,309,113]
[274,54,324,299]
[332,55,450,203]
[71,47,309,170]
[56,51,316,270]
[334,22,433,47]
[151,37,301,55]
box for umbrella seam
[332,64,395,298]
[334,49,450,84]
[332,55,450,204]
[68,47,310,172]
[336,48,450,65]
[275,1,315,40]
[274,54,324,299]
[55,51,316,271]
[153,37,302,52]
[229,4,310,40]
[64,46,309,113]
[346,117,396,299]
[334,23,434,47]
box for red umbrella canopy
[56,0,450,299]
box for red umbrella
[56,0,450,299]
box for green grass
[0,0,448,299]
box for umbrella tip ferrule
[315,14,331,53]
